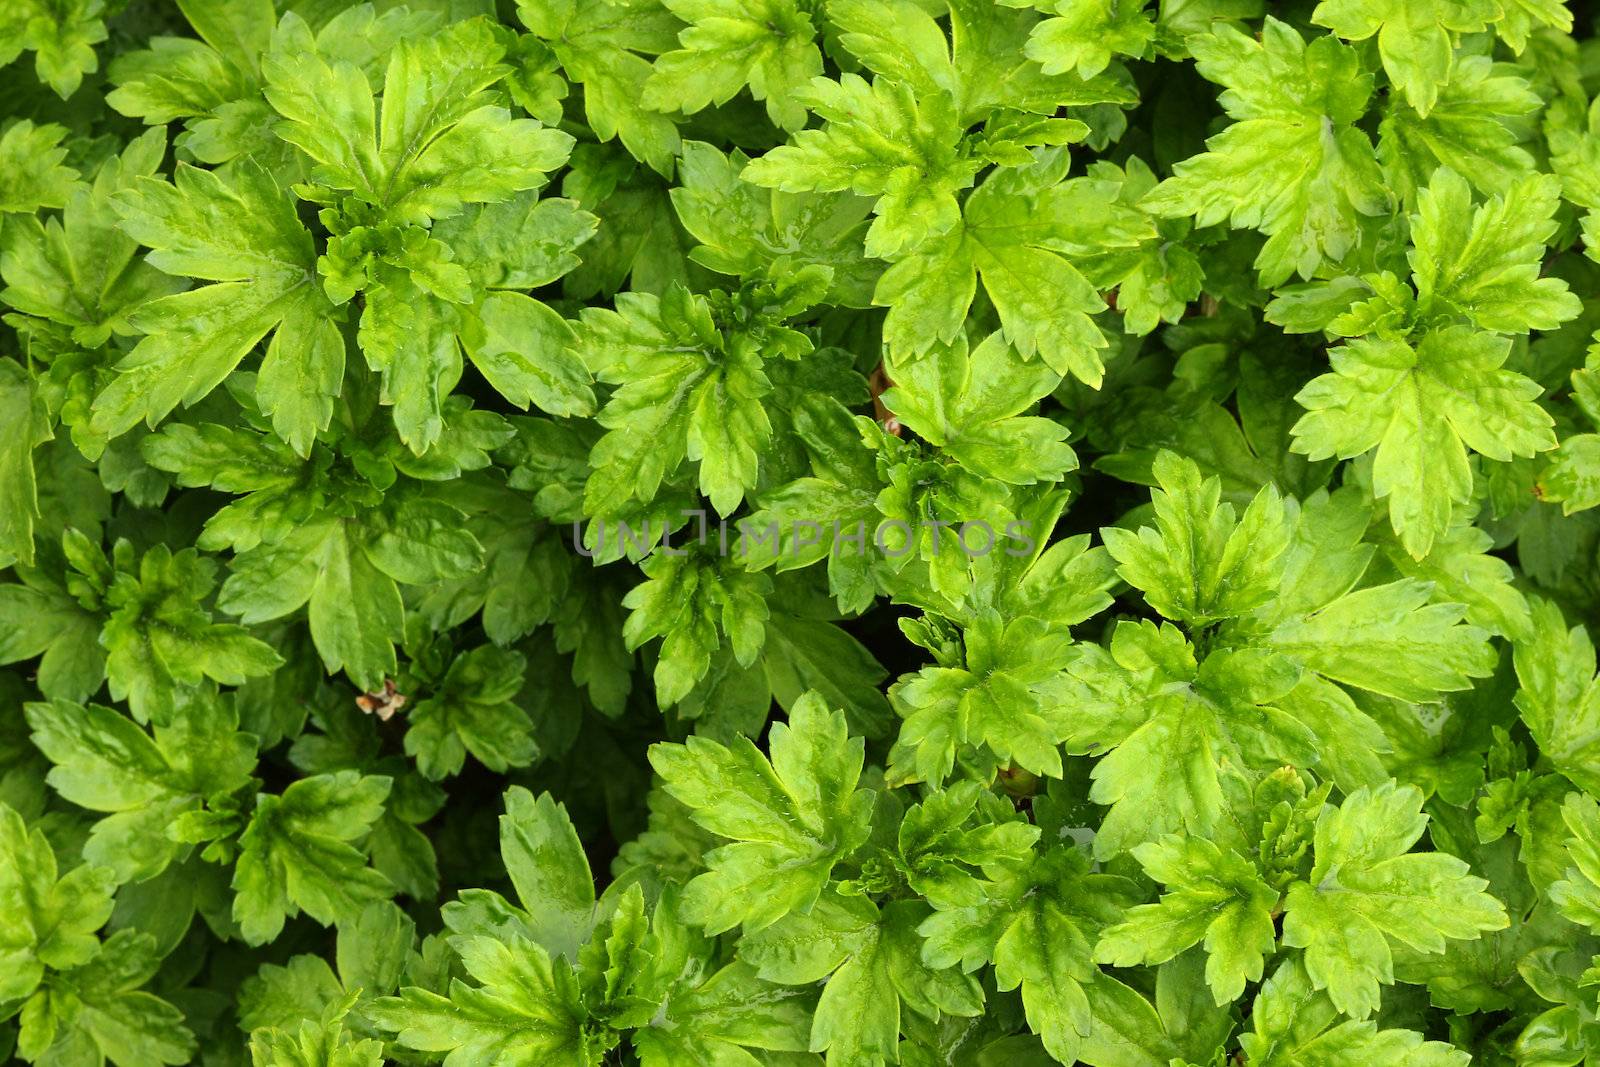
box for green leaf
[1071,157,1205,337]
[1409,168,1581,335]
[744,892,978,1067]
[460,291,592,417]
[1538,433,1600,515]
[887,781,1040,909]
[1376,56,1539,207]
[648,691,875,934]
[249,996,386,1067]
[405,646,537,780]
[516,0,682,175]
[0,575,105,703]
[101,543,284,724]
[1312,0,1496,116]
[1006,0,1156,78]
[28,929,196,1066]
[670,140,879,306]
[369,934,588,1064]
[498,787,596,962]
[1381,519,1531,640]
[581,286,787,518]
[1143,19,1386,286]
[1514,599,1600,796]
[742,72,978,260]
[888,611,1076,786]
[0,358,50,567]
[174,0,275,76]
[1239,957,1470,1066]
[25,693,256,881]
[219,509,477,691]
[1258,578,1496,703]
[238,941,343,1034]
[762,612,893,740]
[434,191,598,292]
[0,800,115,1004]
[0,120,79,213]
[1077,954,1235,1067]
[1,4,1594,1062]
[1101,450,1288,627]
[0,0,107,99]
[352,278,466,454]
[881,332,1075,484]
[643,0,822,131]
[92,160,338,448]
[416,490,573,646]
[1063,622,1317,858]
[833,0,1134,122]
[0,128,181,351]
[633,959,812,1066]
[1392,820,1570,1014]
[1291,328,1555,557]
[233,771,395,944]
[1548,792,1600,933]
[1281,782,1508,1018]
[622,549,771,707]
[553,568,635,716]
[1095,835,1278,1004]
[921,846,1136,1064]
[738,399,882,613]
[105,29,257,129]
[875,152,1132,385]
[258,15,577,452]
[1493,0,1572,50]
[263,16,573,225]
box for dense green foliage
[3,0,1600,1063]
